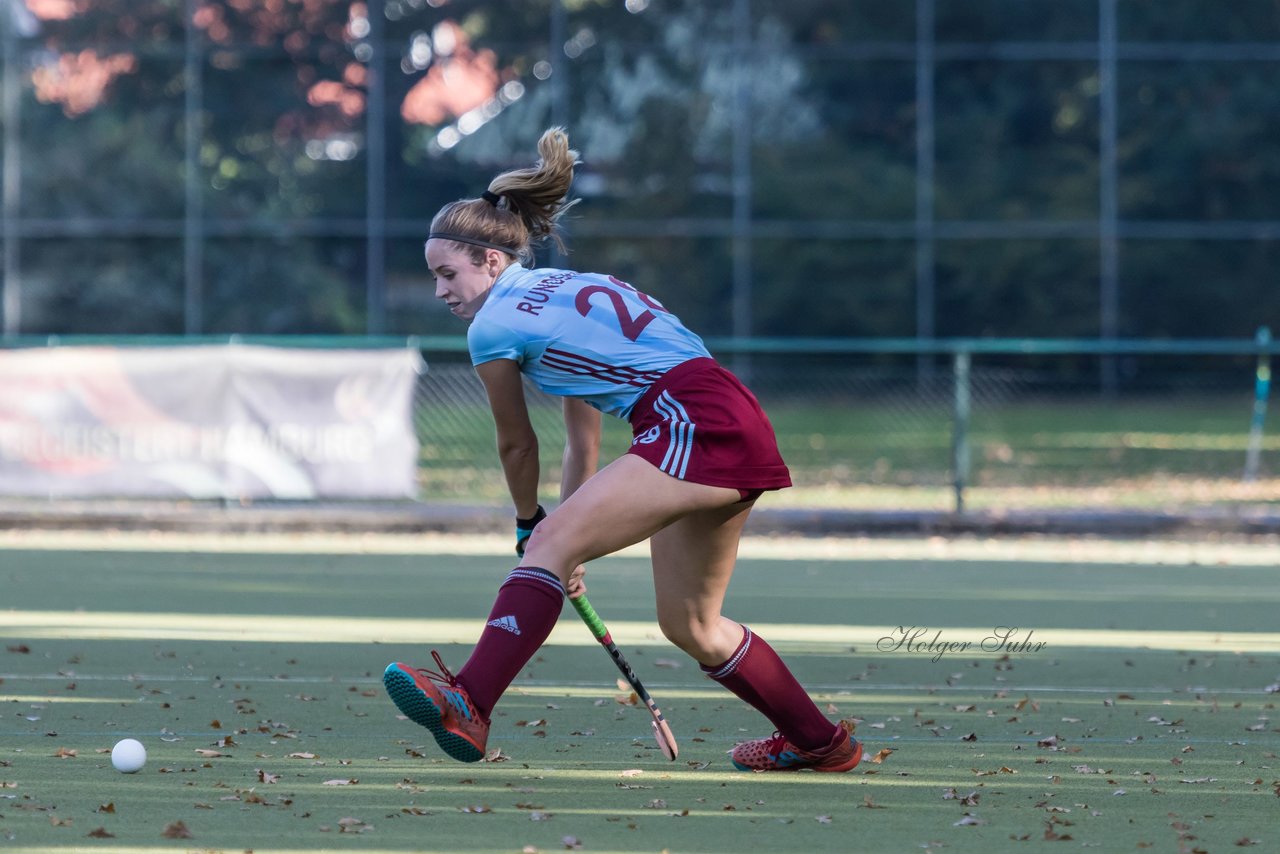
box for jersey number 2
[575,276,667,341]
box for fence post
[1244,326,1271,482]
[952,349,972,513]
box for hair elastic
[481,190,502,206]
[427,232,518,254]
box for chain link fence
[414,341,1277,516]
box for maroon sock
[701,626,838,751]
[456,566,564,718]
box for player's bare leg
[648,497,861,772]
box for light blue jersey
[467,264,711,419]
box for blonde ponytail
[428,127,581,265]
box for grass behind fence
[415,385,1276,511]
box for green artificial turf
[2,544,1278,852]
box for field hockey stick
[570,593,678,761]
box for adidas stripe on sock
[456,566,565,718]
[702,625,840,751]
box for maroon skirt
[626,357,792,499]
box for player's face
[426,240,499,321]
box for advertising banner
[0,345,424,499]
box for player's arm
[559,396,600,597]
[475,358,540,520]
[560,396,601,503]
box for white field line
[0,675,1270,698]
[3,611,1280,653]
[3,528,1280,566]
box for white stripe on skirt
[654,390,694,479]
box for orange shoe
[731,720,862,772]
[383,652,489,763]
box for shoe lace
[416,649,460,688]
[416,651,480,721]
[762,732,790,757]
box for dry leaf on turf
[870,748,894,764]
[86,827,114,838]
[161,821,193,839]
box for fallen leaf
[50,814,73,827]
[287,752,316,759]
[86,827,114,838]
[337,816,373,833]
[860,796,886,809]
[561,837,584,850]
[193,749,225,758]
[53,747,77,759]
[95,802,115,813]
[460,805,492,814]
[816,814,833,823]
[870,748,894,764]
[954,813,986,826]
[6,644,31,654]
[323,778,358,786]
[161,820,193,839]
[256,769,280,784]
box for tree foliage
[2,0,1278,339]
